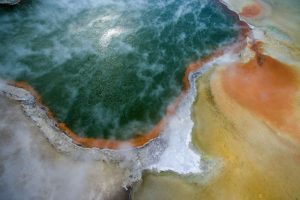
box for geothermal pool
[1,0,300,199]
[0,0,239,140]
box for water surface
[0,0,239,139]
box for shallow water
[0,0,239,139]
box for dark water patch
[0,0,240,140]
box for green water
[0,0,239,139]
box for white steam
[0,96,129,200]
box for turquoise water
[0,0,239,140]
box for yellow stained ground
[133,0,300,199]
[133,61,300,199]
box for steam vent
[0,0,300,199]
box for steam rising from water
[0,97,128,200]
[0,0,239,139]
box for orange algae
[132,1,300,197]
[183,51,223,91]
[222,48,300,141]
[9,48,230,149]
[9,81,176,149]
[133,44,300,199]
[134,65,300,199]
[240,1,262,18]
[9,71,196,149]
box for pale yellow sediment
[133,25,300,198]
[114,0,300,199]
[133,59,300,199]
